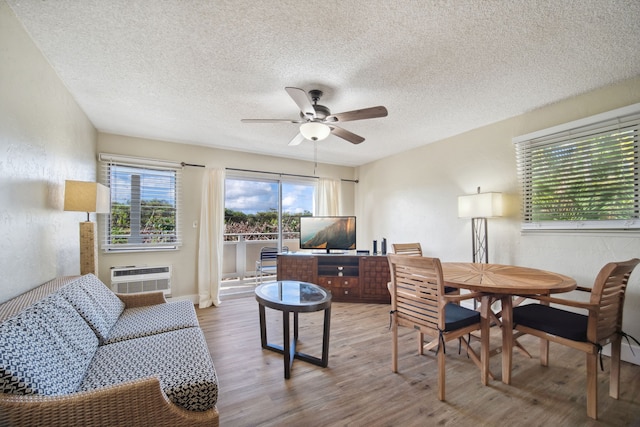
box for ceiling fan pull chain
[314,140,318,175]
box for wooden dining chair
[387,254,489,401]
[390,243,426,353]
[392,242,423,257]
[512,258,640,419]
[390,242,461,355]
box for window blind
[99,154,183,251]
[514,108,639,230]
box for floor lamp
[64,180,110,275]
[458,188,503,264]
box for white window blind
[99,154,183,251]
[514,105,640,230]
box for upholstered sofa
[0,274,219,427]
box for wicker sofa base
[0,377,219,427]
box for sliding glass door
[223,174,314,286]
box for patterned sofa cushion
[0,276,80,323]
[0,293,98,395]
[104,300,200,344]
[80,328,218,412]
[59,274,125,343]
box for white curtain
[315,178,341,216]
[197,168,225,308]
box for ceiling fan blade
[288,132,305,146]
[285,87,316,119]
[326,106,388,123]
[329,125,365,144]
[241,118,303,123]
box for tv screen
[299,216,356,253]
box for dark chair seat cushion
[444,303,480,332]
[513,304,588,342]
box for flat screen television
[299,216,356,253]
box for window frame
[513,103,640,232]
[99,153,183,252]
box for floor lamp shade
[64,180,110,275]
[457,192,503,219]
[458,191,503,264]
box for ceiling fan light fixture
[300,122,330,141]
[242,87,386,145]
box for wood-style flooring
[196,295,640,427]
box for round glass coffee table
[255,281,332,379]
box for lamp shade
[300,122,331,141]
[458,192,503,218]
[64,180,110,214]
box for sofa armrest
[115,291,167,308]
[0,377,219,427]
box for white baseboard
[168,293,248,306]
[601,342,640,366]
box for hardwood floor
[196,295,640,427]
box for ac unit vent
[110,265,171,296]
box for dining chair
[255,246,288,284]
[390,243,425,353]
[390,242,460,355]
[387,254,489,401]
[512,258,640,420]
[392,242,423,257]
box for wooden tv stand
[277,253,391,304]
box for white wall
[355,76,640,363]
[0,1,97,303]
[96,133,357,300]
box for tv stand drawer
[317,276,360,298]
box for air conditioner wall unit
[110,265,172,296]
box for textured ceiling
[7,0,640,167]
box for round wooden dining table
[441,262,577,384]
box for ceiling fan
[241,87,388,146]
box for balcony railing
[221,232,300,296]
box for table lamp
[64,180,110,275]
[458,187,503,263]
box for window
[514,104,640,230]
[224,174,315,242]
[100,154,182,251]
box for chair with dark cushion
[512,258,640,420]
[390,242,460,355]
[387,254,489,401]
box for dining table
[440,262,577,384]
